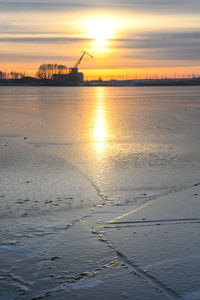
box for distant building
[53,70,84,84]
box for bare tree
[0,71,8,79]
[58,65,68,74]
[9,72,24,80]
[36,64,68,79]
[36,64,48,79]
[0,71,4,79]
[0,70,25,80]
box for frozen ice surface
[0,86,200,299]
[0,219,166,300]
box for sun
[86,17,118,49]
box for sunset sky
[0,0,200,79]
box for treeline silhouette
[0,63,68,80]
[36,64,68,79]
[0,71,25,80]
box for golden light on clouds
[0,3,200,78]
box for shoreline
[1,78,200,87]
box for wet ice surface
[0,86,200,299]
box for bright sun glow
[86,17,118,49]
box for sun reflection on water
[93,88,108,153]
[94,109,106,142]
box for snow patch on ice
[65,277,101,291]
[142,253,200,269]
[178,290,200,300]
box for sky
[0,0,200,79]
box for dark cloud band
[0,31,199,65]
[0,0,200,13]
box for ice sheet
[0,86,200,299]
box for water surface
[0,86,200,299]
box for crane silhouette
[70,51,93,72]
[53,51,93,84]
